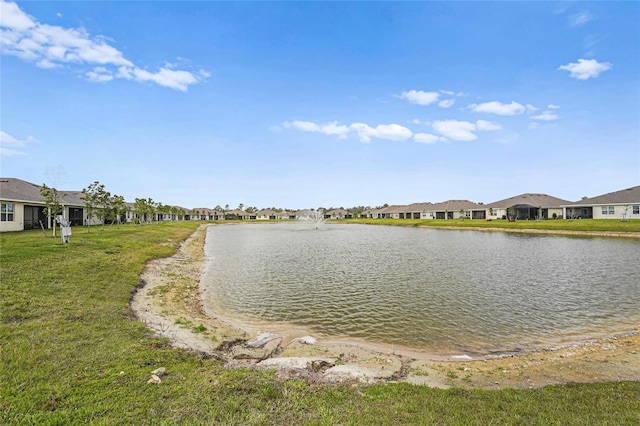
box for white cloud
[528,122,540,130]
[398,90,440,106]
[475,120,502,131]
[469,101,525,116]
[526,104,538,113]
[319,122,351,138]
[558,58,612,80]
[414,133,446,144]
[0,0,205,91]
[0,1,35,31]
[283,120,350,139]
[283,120,320,132]
[118,66,202,92]
[531,111,559,121]
[430,119,501,141]
[438,99,455,108]
[0,130,37,157]
[432,120,477,141]
[547,104,560,109]
[351,123,412,143]
[86,66,113,82]
[570,10,593,27]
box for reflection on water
[201,223,640,355]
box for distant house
[324,208,351,219]
[0,177,95,232]
[360,208,380,218]
[224,209,247,220]
[402,202,433,219]
[190,207,219,221]
[373,205,405,219]
[423,200,485,220]
[561,186,640,220]
[256,209,278,220]
[483,193,572,220]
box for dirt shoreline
[131,225,640,388]
[421,225,640,239]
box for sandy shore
[131,225,640,388]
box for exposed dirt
[131,225,639,388]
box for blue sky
[1,1,638,210]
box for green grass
[2,223,639,424]
[340,217,640,233]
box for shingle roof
[404,202,433,212]
[564,186,640,206]
[377,204,408,214]
[484,193,572,209]
[0,178,44,203]
[0,178,84,206]
[429,200,482,211]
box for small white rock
[299,336,317,345]
[151,367,166,377]
[147,374,162,384]
[451,354,473,360]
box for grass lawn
[341,218,640,234]
[1,222,639,424]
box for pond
[201,223,640,355]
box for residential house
[422,200,484,220]
[0,177,96,232]
[360,208,380,218]
[324,208,351,219]
[224,209,247,220]
[483,193,572,220]
[256,209,278,220]
[561,186,640,220]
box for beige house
[324,208,351,219]
[256,209,278,220]
[0,178,97,232]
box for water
[302,209,326,229]
[201,223,640,355]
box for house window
[601,206,615,215]
[1,203,14,221]
[633,205,639,215]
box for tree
[349,205,365,218]
[40,183,64,237]
[111,195,127,226]
[81,181,103,233]
[159,204,171,222]
[96,185,111,231]
[145,198,157,223]
[133,198,148,224]
[238,203,244,211]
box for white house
[561,186,640,220]
[483,193,571,220]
